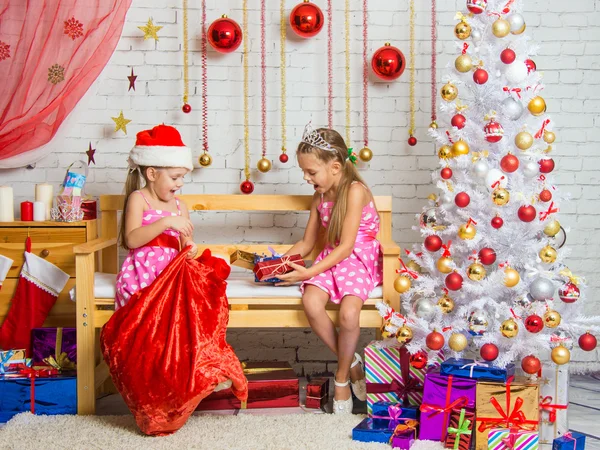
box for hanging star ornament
[111,110,131,134]
[86,142,96,165]
[127,67,137,91]
[138,18,162,41]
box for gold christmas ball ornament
[492,18,511,38]
[500,318,519,338]
[381,329,393,339]
[396,325,414,344]
[544,309,562,328]
[492,188,510,206]
[257,157,272,173]
[543,130,556,144]
[430,121,439,129]
[467,262,487,281]
[503,267,521,288]
[441,83,458,102]
[455,54,473,73]
[198,152,213,167]
[359,147,373,162]
[394,275,412,294]
[407,260,422,274]
[438,145,453,159]
[437,294,455,313]
[437,256,454,274]
[448,333,469,352]
[551,345,571,365]
[528,96,547,116]
[458,223,477,240]
[540,245,558,264]
[544,220,561,237]
[515,131,534,151]
[455,20,472,40]
[452,140,470,157]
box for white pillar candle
[35,183,54,220]
[33,201,46,222]
[0,186,14,222]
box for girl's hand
[275,262,311,286]
[185,242,198,259]
[164,216,194,238]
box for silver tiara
[301,122,334,152]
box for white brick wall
[3,0,599,373]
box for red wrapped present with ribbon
[253,254,305,282]
[445,408,475,450]
[305,377,329,409]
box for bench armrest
[74,237,117,255]
[380,239,400,256]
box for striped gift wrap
[488,428,539,450]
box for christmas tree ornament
[430,0,438,129]
[207,15,243,53]
[409,351,428,369]
[430,121,438,129]
[408,136,418,146]
[240,180,254,195]
[458,221,476,240]
[539,189,552,202]
[544,309,561,328]
[241,0,252,194]
[454,16,471,40]
[491,215,504,229]
[111,110,131,134]
[518,205,536,222]
[524,314,544,333]
[473,159,489,178]
[503,267,520,287]
[257,157,272,173]
[138,18,163,41]
[479,247,496,265]
[420,208,439,229]
[551,345,570,365]
[530,277,555,301]
[484,118,504,143]
[439,145,453,159]
[522,160,540,178]
[480,343,499,361]
[413,297,436,319]
[279,153,289,163]
[441,83,458,101]
[445,271,463,291]
[558,281,580,303]
[473,67,489,85]
[500,153,519,173]
[521,355,541,374]
[579,332,597,352]
[441,167,453,179]
[394,275,412,294]
[471,29,482,43]
[425,235,443,252]
[539,158,555,174]
[543,130,556,144]
[507,13,526,34]
[452,140,470,156]
[290,1,324,38]
[359,147,373,162]
[182,0,191,113]
[407,0,416,145]
[515,131,534,150]
[182,104,191,114]
[528,96,547,116]
[455,54,473,73]
[127,67,137,91]
[426,330,445,350]
[198,152,213,167]
[544,220,561,237]
[539,245,557,264]
[467,262,486,281]
[440,192,453,207]
[468,309,489,335]
[502,97,524,120]
[455,192,471,208]
[381,327,393,340]
[280,0,288,164]
[500,318,519,338]
[396,325,414,344]
[449,333,468,352]
[492,18,510,38]
[86,142,96,166]
[437,256,454,274]
[553,226,567,248]
[500,48,516,64]
[505,60,529,84]
[407,260,422,274]
[259,1,270,173]
[525,59,537,73]
[371,43,406,81]
[200,0,211,164]
[451,114,466,129]
[467,0,487,14]
[437,293,455,313]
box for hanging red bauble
[524,315,544,333]
[426,330,445,350]
[408,136,417,146]
[539,158,555,174]
[240,180,254,194]
[521,355,541,375]
[518,205,536,222]
[445,271,463,291]
[441,167,453,180]
[473,68,489,85]
[425,235,443,252]
[371,43,406,81]
[455,192,471,208]
[579,332,598,352]
[500,48,516,64]
[484,118,504,143]
[559,281,580,303]
[467,0,487,14]
[491,216,504,229]
[451,114,466,129]
[182,103,192,114]
[279,153,289,163]
[500,153,520,173]
[207,15,243,53]
[525,59,536,73]
[539,189,552,202]
[289,1,324,38]
[478,247,497,265]
[409,351,428,369]
[480,343,499,361]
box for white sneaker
[332,379,353,415]
[214,379,232,392]
[350,352,367,402]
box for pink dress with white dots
[115,191,181,310]
[301,187,383,304]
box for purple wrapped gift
[419,373,476,442]
[31,328,76,370]
[391,424,417,450]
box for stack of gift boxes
[353,341,585,450]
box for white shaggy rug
[0,413,446,450]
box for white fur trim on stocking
[0,255,13,287]
[22,252,69,296]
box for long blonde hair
[297,128,371,245]
[118,167,148,250]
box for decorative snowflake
[0,41,10,61]
[64,17,84,40]
[48,64,65,85]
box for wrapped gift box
[475,377,539,450]
[31,327,77,370]
[391,421,418,450]
[352,417,417,446]
[196,361,299,410]
[445,408,475,450]
[372,401,419,421]
[305,377,329,409]
[441,358,515,382]
[419,373,477,441]
[539,363,569,445]
[253,254,305,283]
[0,349,27,374]
[230,249,256,271]
[365,341,444,414]
[488,428,539,450]
[552,432,586,450]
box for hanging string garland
[344,0,351,145]
[182,0,191,114]
[279,0,288,163]
[198,0,212,167]
[430,0,438,129]
[240,0,253,194]
[358,0,372,163]
[257,0,271,173]
[407,0,417,146]
[327,0,333,129]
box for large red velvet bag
[101,248,248,436]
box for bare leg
[334,295,363,401]
[302,285,338,355]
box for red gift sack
[101,248,248,436]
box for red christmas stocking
[0,239,69,354]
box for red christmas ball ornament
[500,153,520,173]
[451,114,466,129]
[478,247,497,265]
[240,180,254,195]
[372,43,406,81]
[491,216,504,229]
[480,343,499,362]
[441,167,453,180]
[426,330,445,351]
[445,271,463,291]
[182,103,192,114]
[289,1,325,38]
[559,281,580,303]
[279,153,289,163]
[521,355,541,375]
[408,136,418,146]
[539,158,555,174]
[467,0,487,14]
[579,332,598,352]
[473,68,489,85]
[539,189,552,202]
[524,315,544,333]
[500,48,516,64]
[518,205,537,222]
[425,235,443,252]
[484,118,504,143]
[409,351,428,369]
[525,59,537,73]
[207,15,243,53]
[455,192,471,208]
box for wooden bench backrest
[98,195,393,274]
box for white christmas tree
[378,0,599,371]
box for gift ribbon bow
[535,119,551,139]
[18,365,59,414]
[441,240,452,258]
[563,432,579,450]
[503,87,522,98]
[462,43,469,55]
[447,408,472,450]
[471,150,489,162]
[258,255,294,279]
[391,419,419,441]
[454,12,469,22]
[367,377,423,401]
[43,352,76,372]
[501,429,521,450]
[559,268,584,286]
[491,176,506,189]
[460,361,490,378]
[539,396,568,424]
[539,201,558,221]
[397,258,419,280]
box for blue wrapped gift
[371,401,419,420]
[352,417,395,444]
[552,432,586,450]
[0,372,76,423]
[440,358,515,382]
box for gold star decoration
[111,110,131,134]
[138,18,162,41]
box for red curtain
[0,0,132,168]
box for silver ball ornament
[502,97,524,121]
[473,159,489,178]
[420,208,438,229]
[522,160,539,178]
[530,277,556,301]
[471,29,482,43]
[507,13,526,34]
[551,330,574,350]
[468,309,489,336]
[505,61,529,84]
[440,192,453,208]
[514,293,535,309]
[413,297,436,320]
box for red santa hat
[128,124,193,171]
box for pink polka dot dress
[301,190,383,304]
[115,191,181,310]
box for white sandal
[332,379,354,415]
[350,352,367,402]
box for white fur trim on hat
[129,145,194,171]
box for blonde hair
[297,128,371,245]
[118,167,148,250]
